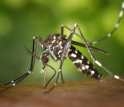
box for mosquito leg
[71,40,109,55]
[60,25,108,55]
[93,59,124,82]
[39,65,46,86]
[72,24,96,64]
[91,1,124,45]
[61,24,98,59]
[56,68,64,84]
[43,61,64,93]
[61,25,78,35]
[62,1,124,45]
[43,64,57,88]
[40,50,55,88]
[60,68,64,83]
[55,60,64,84]
[59,60,64,84]
[60,24,64,36]
[3,36,38,86]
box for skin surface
[0,79,124,107]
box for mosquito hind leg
[72,24,96,64]
[75,24,124,81]
[91,1,124,45]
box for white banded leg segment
[91,1,124,45]
[114,75,120,80]
[95,60,102,67]
[107,33,112,38]
[111,1,124,31]
[11,80,16,86]
[94,60,124,82]
[114,75,124,82]
[122,1,124,9]
[33,36,36,40]
[114,23,120,29]
[27,70,32,74]
[119,10,124,18]
[95,60,113,76]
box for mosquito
[2,1,124,88]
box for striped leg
[61,1,124,46]
[3,36,37,87]
[91,1,124,45]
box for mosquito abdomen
[68,46,102,80]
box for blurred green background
[0,0,124,85]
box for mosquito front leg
[4,36,38,86]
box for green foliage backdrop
[0,0,124,84]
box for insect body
[42,34,101,81]
[42,34,68,61]
[2,1,124,88]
